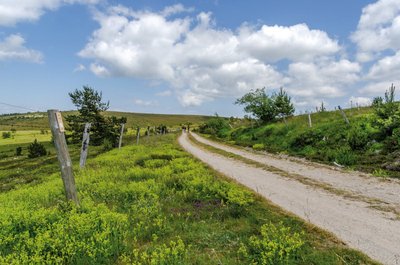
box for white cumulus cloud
[80,5,357,108]
[0,34,42,62]
[0,0,99,26]
[351,0,400,61]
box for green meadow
[0,132,376,264]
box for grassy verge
[0,133,378,264]
[200,107,400,178]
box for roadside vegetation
[0,134,376,264]
[199,84,400,178]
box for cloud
[351,0,400,61]
[349,96,371,107]
[80,5,355,108]
[73,63,86,72]
[238,23,340,62]
[156,90,172,97]
[0,34,43,62]
[133,99,158,107]
[286,59,361,107]
[359,81,400,96]
[0,0,99,26]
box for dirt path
[179,132,400,265]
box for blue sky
[1,0,399,116]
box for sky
[1,0,400,116]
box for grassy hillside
[0,134,376,264]
[199,106,400,178]
[0,111,211,131]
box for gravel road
[179,132,400,265]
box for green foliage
[235,88,278,123]
[334,147,357,166]
[274,87,295,119]
[373,83,400,137]
[238,222,304,265]
[290,129,324,149]
[15,146,22,156]
[66,86,127,146]
[235,87,295,123]
[252,143,265,151]
[27,139,47,158]
[198,114,230,137]
[346,122,373,151]
[2,132,11,139]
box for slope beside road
[178,132,400,265]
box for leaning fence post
[308,113,312,128]
[136,126,140,144]
[47,110,79,205]
[338,106,350,125]
[119,123,125,149]
[79,123,91,168]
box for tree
[27,139,47,158]
[235,87,295,123]
[373,83,400,137]
[235,88,277,123]
[273,87,295,119]
[66,86,126,146]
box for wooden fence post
[147,126,150,138]
[119,123,125,149]
[308,113,312,128]
[136,126,140,144]
[338,106,350,125]
[79,123,91,168]
[47,110,79,205]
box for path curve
[179,132,400,265]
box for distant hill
[0,111,212,131]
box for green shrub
[126,238,187,265]
[238,222,304,265]
[15,147,22,156]
[290,129,324,149]
[2,132,11,139]
[27,139,47,158]
[102,138,113,151]
[252,143,265,151]
[334,147,357,166]
[347,122,373,151]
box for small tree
[235,88,277,123]
[373,83,400,136]
[273,87,295,120]
[2,132,11,139]
[27,139,47,158]
[66,86,126,146]
[235,87,295,123]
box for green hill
[0,111,212,131]
[199,106,400,178]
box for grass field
[0,130,51,146]
[0,133,376,264]
[0,111,212,131]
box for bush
[290,129,324,149]
[334,147,357,166]
[199,114,230,138]
[347,122,372,151]
[15,147,22,156]
[238,222,304,265]
[27,139,47,158]
[2,132,11,139]
[102,138,114,151]
[253,143,265,151]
